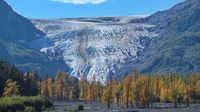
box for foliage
[100,71,200,109]
[79,77,89,101]
[0,96,52,112]
[101,81,113,108]
[0,60,40,97]
[24,106,36,112]
[3,79,20,97]
[77,104,84,111]
[1,60,200,110]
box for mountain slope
[134,0,200,73]
[0,0,67,75]
[1,0,199,81]
[0,37,68,76]
[32,0,200,80]
[0,0,45,42]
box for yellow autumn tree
[176,77,185,105]
[47,76,53,98]
[133,70,141,108]
[95,81,102,101]
[139,76,149,108]
[41,79,48,96]
[101,81,113,108]
[168,73,185,108]
[122,74,134,108]
[62,72,69,100]
[159,76,169,103]
[152,75,161,104]
[55,71,64,100]
[3,79,20,97]
[112,78,121,108]
[87,84,95,102]
[184,74,192,107]
[80,77,89,101]
[188,73,199,97]
[195,80,200,96]
[69,87,76,101]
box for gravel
[48,101,200,112]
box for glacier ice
[31,17,157,82]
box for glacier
[31,17,158,82]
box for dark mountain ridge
[0,0,67,76]
[0,0,45,42]
[134,0,200,74]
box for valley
[0,0,200,111]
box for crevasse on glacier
[32,17,157,83]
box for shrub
[77,104,84,111]
[0,98,24,112]
[191,99,200,104]
[72,109,78,112]
[25,106,35,112]
[0,96,52,112]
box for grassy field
[50,101,200,112]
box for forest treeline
[1,60,200,109]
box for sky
[5,0,185,19]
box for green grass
[0,96,52,112]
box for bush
[63,107,78,112]
[77,104,84,111]
[0,98,24,112]
[0,96,52,112]
[191,98,200,104]
[25,106,35,112]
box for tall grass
[0,96,52,112]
